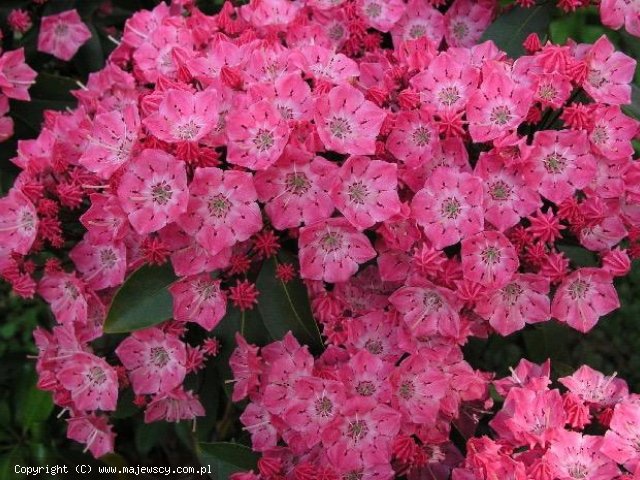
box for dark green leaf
[17,387,53,432]
[255,254,323,354]
[104,264,176,333]
[0,449,25,480]
[480,3,554,58]
[73,23,105,75]
[557,244,598,268]
[198,442,258,480]
[29,73,78,103]
[135,422,169,456]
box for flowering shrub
[1,0,640,478]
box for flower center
[88,366,107,385]
[344,471,364,480]
[99,249,117,268]
[588,69,606,88]
[328,23,346,41]
[195,280,218,300]
[489,180,512,201]
[208,194,231,219]
[452,21,469,39]
[568,279,590,300]
[567,464,588,479]
[252,129,275,152]
[423,291,443,312]
[364,338,383,355]
[501,282,523,306]
[150,346,170,368]
[412,126,432,147]
[314,395,333,417]
[490,105,512,125]
[329,117,353,140]
[591,125,609,145]
[175,120,201,141]
[347,181,369,205]
[543,152,567,174]
[320,231,343,253]
[437,86,461,107]
[285,172,311,195]
[537,83,558,101]
[441,197,461,219]
[481,246,501,266]
[408,23,427,39]
[19,210,36,232]
[54,23,68,36]
[365,2,382,17]
[151,181,173,206]
[398,379,416,400]
[64,281,80,300]
[347,419,369,442]
[355,381,376,397]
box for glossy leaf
[480,3,554,58]
[256,254,324,354]
[198,442,259,480]
[104,264,176,333]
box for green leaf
[73,23,105,76]
[29,73,78,103]
[480,2,554,58]
[135,422,169,456]
[256,254,324,354]
[198,442,258,480]
[557,244,598,268]
[17,387,53,432]
[104,264,176,333]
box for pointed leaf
[198,442,259,480]
[480,3,554,58]
[104,264,176,333]
[256,254,323,354]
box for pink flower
[559,365,628,407]
[0,48,37,101]
[57,352,118,411]
[67,414,115,458]
[389,278,461,339]
[411,167,484,249]
[314,84,385,155]
[0,188,38,255]
[391,0,445,46]
[475,274,550,336]
[390,353,448,425]
[322,398,401,467]
[588,106,639,161]
[37,10,92,61]
[583,35,637,105]
[69,235,126,291]
[444,0,494,48]
[169,274,226,331]
[490,387,566,448]
[249,73,314,122]
[551,268,620,333]
[475,152,541,231]
[600,0,640,37]
[116,149,188,235]
[143,88,219,143]
[240,402,279,452]
[298,218,377,283]
[339,350,392,403]
[330,155,401,230]
[132,25,193,83]
[525,130,597,205]
[144,387,205,423]
[601,398,640,471]
[295,46,360,85]
[255,151,337,230]
[411,51,480,114]
[284,377,346,448]
[386,107,441,168]
[358,0,406,32]
[80,193,129,243]
[178,167,262,256]
[79,104,140,179]
[467,65,533,143]
[38,271,88,325]
[461,231,519,289]
[544,430,620,480]
[226,99,290,170]
[115,327,187,395]
[229,334,262,402]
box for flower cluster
[0,0,638,472]
[453,359,640,480]
[0,47,36,142]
